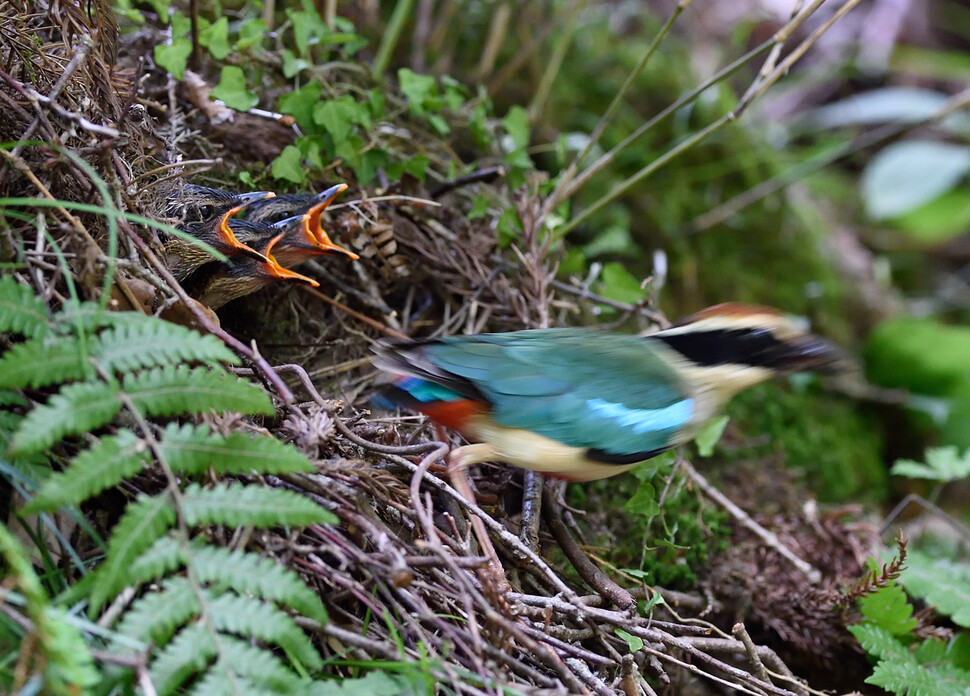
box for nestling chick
[163,187,275,280]
[270,184,359,266]
[187,232,320,309]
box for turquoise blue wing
[426,329,694,457]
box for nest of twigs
[1,3,896,694]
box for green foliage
[0,524,100,694]
[575,451,729,591]
[901,551,970,628]
[849,561,970,696]
[865,317,970,447]
[725,383,887,502]
[892,446,970,483]
[0,278,337,693]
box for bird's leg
[446,443,512,598]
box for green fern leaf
[902,551,970,627]
[181,482,338,528]
[0,276,49,338]
[91,321,238,374]
[0,337,92,389]
[207,592,323,670]
[858,583,918,636]
[10,380,121,456]
[892,447,970,483]
[124,366,274,418]
[304,672,408,696]
[208,636,305,693]
[160,423,316,476]
[868,655,947,696]
[0,389,27,406]
[91,494,176,613]
[150,624,213,696]
[188,666,283,696]
[55,302,154,334]
[24,430,150,513]
[116,576,199,646]
[189,547,328,624]
[848,624,910,662]
[128,534,187,586]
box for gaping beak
[218,193,276,259]
[305,183,359,260]
[262,233,321,287]
[234,190,276,206]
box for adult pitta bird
[372,304,846,481]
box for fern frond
[116,576,199,646]
[848,624,909,662]
[0,276,49,338]
[124,366,274,418]
[181,482,338,528]
[857,583,918,636]
[207,635,305,693]
[150,624,214,696]
[189,547,328,624]
[0,337,92,389]
[207,592,323,670]
[0,389,27,406]
[24,430,150,513]
[188,666,281,696]
[90,494,176,613]
[10,380,121,456]
[902,551,970,628]
[867,656,943,696]
[91,322,238,375]
[160,423,316,476]
[55,301,154,334]
[128,534,187,586]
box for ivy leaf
[624,480,660,518]
[614,628,643,653]
[281,49,309,78]
[695,416,729,458]
[398,68,437,115]
[891,447,970,483]
[597,262,647,306]
[198,17,230,60]
[271,145,307,185]
[278,80,321,131]
[503,105,530,150]
[236,20,267,50]
[212,66,257,112]
[154,40,192,80]
[313,95,362,142]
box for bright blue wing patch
[586,397,693,434]
[397,377,463,403]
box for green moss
[569,473,730,591]
[724,382,888,503]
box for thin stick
[680,459,821,584]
